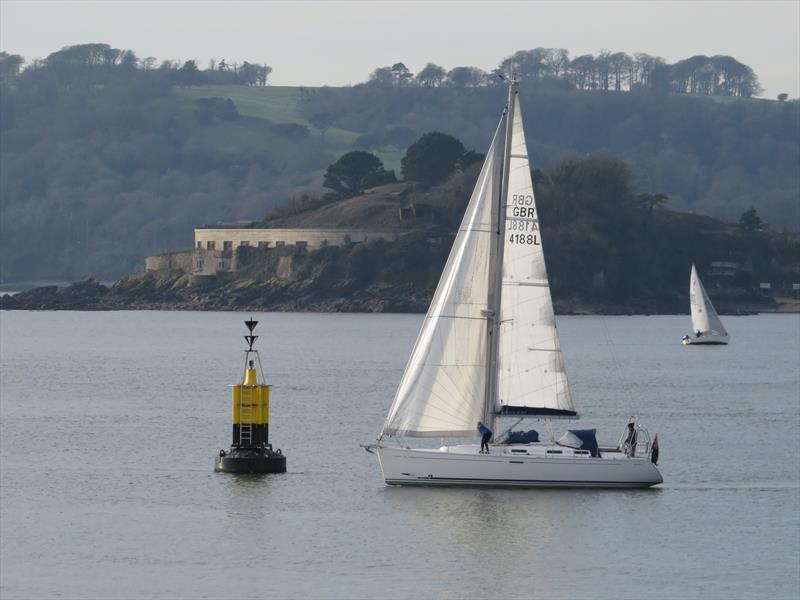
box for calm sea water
[1,311,798,600]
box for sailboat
[682,264,729,345]
[366,80,662,488]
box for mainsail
[381,123,503,437]
[494,97,576,417]
[690,264,727,336]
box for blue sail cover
[558,429,599,457]
[504,429,539,444]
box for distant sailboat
[682,264,729,345]
[364,79,662,488]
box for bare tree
[608,52,631,91]
[569,54,596,90]
[595,50,612,91]
[544,48,570,79]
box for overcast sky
[2,0,798,98]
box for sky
[1,0,798,98]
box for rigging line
[599,317,635,419]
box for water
[1,311,798,599]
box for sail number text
[508,233,540,245]
[510,194,534,207]
[506,218,538,232]
[507,194,539,243]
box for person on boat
[696,329,703,337]
[623,422,638,457]
[477,421,493,454]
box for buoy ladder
[239,385,254,446]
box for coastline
[1,278,794,315]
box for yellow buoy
[215,318,286,474]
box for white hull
[682,333,729,345]
[376,444,662,488]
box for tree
[777,93,789,101]
[119,50,138,70]
[175,60,204,86]
[739,207,763,233]
[595,50,612,91]
[0,52,24,85]
[569,54,596,89]
[544,48,570,79]
[711,55,762,97]
[401,132,468,186]
[309,111,334,138]
[239,61,260,85]
[322,151,396,197]
[194,97,239,123]
[608,52,632,91]
[237,61,272,86]
[391,62,413,86]
[368,66,394,86]
[499,48,550,79]
[257,63,272,86]
[416,63,446,87]
[446,66,486,88]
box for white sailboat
[682,264,729,345]
[366,80,662,488]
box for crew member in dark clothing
[477,421,493,454]
[623,422,638,457]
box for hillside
[1,48,798,283]
[299,83,799,229]
[4,154,798,314]
[174,85,406,176]
[256,182,415,229]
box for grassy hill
[175,85,405,179]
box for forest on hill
[4,152,798,313]
[0,44,798,283]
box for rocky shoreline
[1,276,785,315]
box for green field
[174,85,404,174]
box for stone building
[145,227,402,279]
[192,227,400,276]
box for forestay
[381,123,503,437]
[690,264,727,335]
[495,97,576,418]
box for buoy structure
[215,318,286,474]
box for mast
[483,77,517,430]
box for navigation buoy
[215,318,287,474]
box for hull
[682,333,729,345]
[376,444,662,488]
